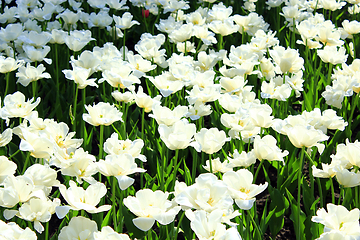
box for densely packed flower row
[0,0,360,239]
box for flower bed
[0,0,360,239]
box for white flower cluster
[0,90,146,233]
[123,171,266,239]
[312,204,360,239]
[313,138,360,188]
[59,216,132,240]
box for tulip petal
[133,217,155,231]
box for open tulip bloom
[55,180,111,219]
[123,189,181,231]
[83,102,123,126]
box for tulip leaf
[164,174,174,191]
[260,198,272,232]
[343,187,353,209]
[268,186,287,237]
[83,127,93,150]
[0,147,6,158]
[285,188,306,240]
[183,160,192,185]
[280,169,298,193]
[101,207,112,228]
[128,119,139,139]
[302,179,315,216]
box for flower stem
[73,84,79,132]
[32,78,37,99]
[112,176,118,232]
[174,211,185,239]
[253,160,265,183]
[44,221,49,240]
[330,177,335,204]
[98,125,104,183]
[209,154,213,173]
[346,93,359,138]
[172,149,179,190]
[9,149,20,160]
[4,72,10,97]
[81,88,86,145]
[355,186,359,208]
[22,152,31,174]
[326,63,333,86]
[99,125,104,159]
[123,29,126,61]
[140,109,145,188]
[297,147,305,240]
[191,149,198,184]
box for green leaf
[0,147,6,156]
[285,188,306,240]
[144,173,157,189]
[183,160,192,186]
[164,174,174,191]
[343,187,353,209]
[302,180,315,215]
[180,213,193,240]
[101,207,113,228]
[260,199,272,232]
[280,169,298,193]
[268,186,287,237]
[84,127,94,150]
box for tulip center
[207,197,215,206]
[239,187,250,194]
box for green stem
[330,177,335,204]
[22,152,31,174]
[292,18,296,48]
[241,27,245,44]
[297,147,305,240]
[174,211,185,239]
[44,221,49,240]
[99,125,104,159]
[317,178,324,208]
[140,109,145,188]
[355,186,359,208]
[338,185,344,205]
[54,44,62,119]
[4,72,10,97]
[184,41,187,56]
[346,93,359,138]
[253,160,265,183]
[119,189,124,232]
[248,209,262,239]
[112,176,118,232]
[209,154,213,173]
[191,149,198,184]
[32,64,37,99]
[73,84,79,132]
[172,149,179,190]
[12,41,16,59]
[353,36,357,58]
[304,150,324,207]
[161,142,167,191]
[8,149,20,159]
[326,63,333,86]
[123,29,126,61]
[81,88,86,146]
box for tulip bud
[142,9,150,18]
